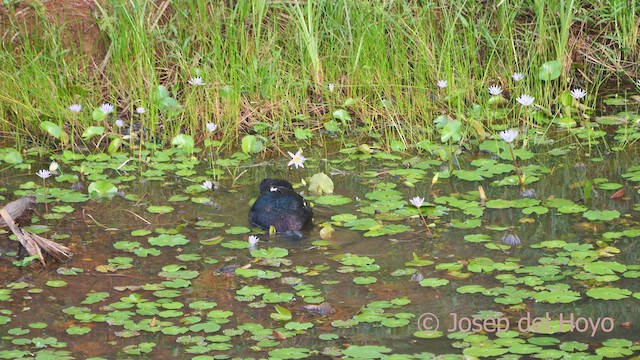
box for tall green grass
[0,0,638,152]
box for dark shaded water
[0,148,638,359]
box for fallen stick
[0,195,36,229]
[1,197,73,266]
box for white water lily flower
[409,196,425,208]
[512,72,524,81]
[49,161,59,172]
[202,180,213,190]
[436,80,448,89]
[100,103,114,114]
[570,88,587,100]
[136,106,146,114]
[37,169,51,179]
[488,85,503,96]
[516,94,535,106]
[115,119,124,128]
[287,149,306,169]
[499,129,518,143]
[248,235,259,246]
[328,83,334,92]
[188,76,204,86]
[68,104,82,113]
[206,122,218,132]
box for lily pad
[585,287,631,300]
[88,181,118,198]
[582,210,620,221]
[146,205,174,214]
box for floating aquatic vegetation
[1,138,639,359]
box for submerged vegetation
[0,0,639,152]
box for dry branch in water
[0,196,72,265]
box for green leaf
[538,60,562,81]
[108,136,122,154]
[332,109,352,123]
[82,126,105,140]
[440,119,462,143]
[342,345,392,358]
[319,333,339,340]
[271,305,292,321]
[66,326,92,335]
[308,173,334,195]
[419,278,449,287]
[323,120,340,132]
[2,149,23,164]
[294,128,312,140]
[221,240,250,249]
[582,209,620,221]
[313,195,352,205]
[45,280,67,288]
[585,287,631,300]
[453,170,485,182]
[40,121,62,138]
[353,276,377,285]
[171,134,195,152]
[380,318,410,328]
[87,180,118,199]
[241,135,263,154]
[81,292,109,304]
[147,205,174,214]
[268,347,311,359]
[225,226,251,234]
[91,108,107,121]
[583,261,627,275]
[148,234,189,247]
[250,247,289,259]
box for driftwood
[0,195,36,229]
[1,196,72,265]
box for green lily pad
[172,134,195,152]
[66,326,92,335]
[148,234,189,247]
[268,347,311,359]
[241,135,263,154]
[353,276,377,285]
[583,261,627,275]
[418,278,449,288]
[341,345,392,358]
[413,330,444,339]
[87,180,118,198]
[250,247,288,259]
[45,280,67,288]
[220,240,250,249]
[225,226,251,234]
[308,173,334,195]
[582,209,620,221]
[585,287,631,300]
[146,205,174,214]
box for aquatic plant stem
[41,179,48,213]
[417,211,433,238]
[507,143,524,191]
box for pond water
[0,144,638,359]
